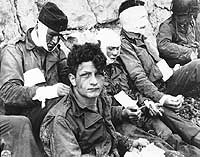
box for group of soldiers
[1,0,200,157]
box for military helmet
[171,0,199,16]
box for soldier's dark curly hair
[67,42,107,75]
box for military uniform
[0,28,69,151]
[120,29,200,148]
[157,17,200,68]
[40,90,130,156]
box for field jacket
[120,29,165,102]
[0,28,68,115]
[157,17,200,67]
[40,90,126,157]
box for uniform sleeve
[51,116,84,157]
[111,105,124,125]
[157,22,192,66]
[120,40,164,102]
[103,95,122,128]
[0,45,38,107]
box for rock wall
[0,0,173,48]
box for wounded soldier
[40,42,183,157]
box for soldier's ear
[68,73,76,87]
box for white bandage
[32,21,48,50]
[32,85,59,108]
[156,59,173,82]
[119,6,149,34]
[23,68,46,87]
[97,28,121,64]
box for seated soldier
[39,42,151,157]
[118,0,200,149]
[0,3,70,153]
[157,0,200,69]
[157,0,200,97]
[39,42,184,157]
[97,28,173,137]
[97,28,200,156]
[0,115,42,157]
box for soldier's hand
[130,138,149,150]
[144,100,163,116]
[122,106,141,120]
[190,50,198,60]
[163,94,184,111]
[33,83,70,108]
[54,83,70,96]
[110,148,120,157]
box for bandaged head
[36,2,68,51]
[97,29,121,64]
[119,1,149,35]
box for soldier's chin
[87,91,101,98]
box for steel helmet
[171,0,199,16]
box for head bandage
[97,28,121,48]
[97,29,121,64]
[119,6,148,34]
[37,21,48,50]
[31,21,48,50]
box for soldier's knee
[189,60,200,81]
[9,116,32,131]
[148,118,172,140]
[192,131,200,149]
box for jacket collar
[70,90,104,128]
[121,28,146,47]
[84,110,103,128]
[70,89,89,110]
[25,28,37,50]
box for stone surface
[0,0,173,48]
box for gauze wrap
[119,6,148,34]
[97,28,121,64]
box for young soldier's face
[70,61,105,99]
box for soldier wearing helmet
[157,0,200,68]
[172,0,199,17]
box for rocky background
[0,0,172,49]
